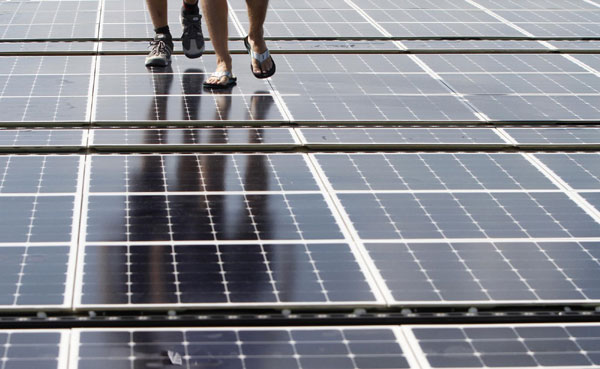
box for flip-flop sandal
[244,36,276,79]
[202,71,237,89]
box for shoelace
[148,40,169,56]
[183,15,202,35]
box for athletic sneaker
[180,8,205,58]
[145,33,173,67]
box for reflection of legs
[202,0,234,87]
[245,0,273,75]
[147,67,174,121]
[247,93,273,121]
[181,69,204,120]
[214,93,232,121]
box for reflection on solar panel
[91,128,298,150]
[1,0,600,358]
[405,323,600,368]
[72,327,417,369]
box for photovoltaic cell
[417,54,600,121]
[94,56,283,123]
[79,243,377,306]
[405,323,600,368]
[0,0,99,41]
[0,155,81,245]
[0,41,96,54]
[273,54,478,122]
[0,330,67,369]
[503,128,600,146]
[535,153,600,189]
[342,192,600,240]
[315,153,557,191]
[0,129,85,150]
[366,241,600,304]
[300,128,507,147]
[90,128,297,150]
[73,327,414,369]
[100,0,239,39]
[0,56,93,123]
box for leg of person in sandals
[244,0,275,78]
[202,0,236,89]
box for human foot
[244,34,275,78]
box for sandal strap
[250,48,271,64]
[210,70,235,79]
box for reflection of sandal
[244,36,276,79]
[202,71,237,90]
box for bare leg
[146,0,169,29]
[202,0,233,86]
[246,0,272,74]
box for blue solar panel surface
[0,0,599,367]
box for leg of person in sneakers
[202,0,234,87]
[245,0,272,76]
[181,0,205,58]
[145,0,174,66]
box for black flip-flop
[202,71,237,90]
[244,36,276,79]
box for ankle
[182,0,199,14]
[247,30,264,43]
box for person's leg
[145,0,173,66]
[245,0,272,75]
[147,0,169,32]
[202,0,233,86]
[181,0,205,58]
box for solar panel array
[1,0,600,367]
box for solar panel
[0,41,96,55]
[0,129,86,151]
[417,54,600,121]
[77,243,381,307]
[365,241,600,304]
[0,55,93,123]
[100,0,240,39]
[273,54,478,122]
[300,128,509,148]
[503,127,600,147]
[0,154,81,308]
[90,128,298,151]
[0,330,69,369]
[75,153,384,308]
[72,327,418,369]
[535,153,600,190]
[404,323,600,368]
[94,55,284,123]
[0,0,100,41]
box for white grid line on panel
[65,155,87,310]
[11,156,46,305]
[306,153,389,306]
[525,153,600,223]
[581,0,600,8]
[73,153,92,308]
[227,0,247,38]
[402,322,600,369]
[400,325,436,369]
[159,155,182,304]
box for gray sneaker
[145,33,173,67]
[180,9,205,59]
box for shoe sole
[181,15,205,59]
[145,57,171,67]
